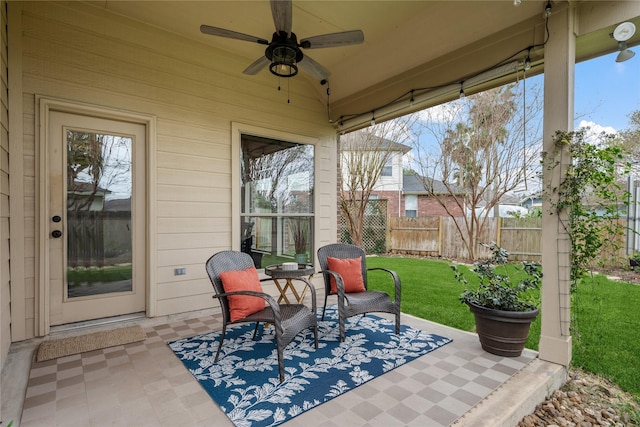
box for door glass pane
[66,130,133,298]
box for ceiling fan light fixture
[270,60,298,77]
[267,41,302,78]
[269,62,298,78]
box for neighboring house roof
[402,174,465,195]
[341,134,411,154]
[497,193,521,206]
[341,134,462,196]
[520,192,543,207]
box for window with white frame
[240,134,314,267]
[381,156,393,177]
[365,194,379,216]
[405,194,417,217]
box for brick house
[341,137,465,218]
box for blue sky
[403,49,639,197]
[523,49,639,133]
[574,49,640,132]
[410,48,639,148]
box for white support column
[539,2,574,366]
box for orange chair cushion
[219,267,266,322]
[327,256,366,294]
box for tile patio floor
[3,284,566,427]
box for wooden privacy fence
[388,216,628,266]
[388,216,505,260]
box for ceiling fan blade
[298,55,330,80]
[300,30,364,49]
[243,56,270,75]
[270,0,292,35]
[200,25,268,45]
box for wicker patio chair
[205,250,318,383]
[317,243,401,341]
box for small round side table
[264,264,315,304]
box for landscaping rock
[518,369,639,427]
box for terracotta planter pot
[467,302,539,357]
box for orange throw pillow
[219,267,266,322]
[327,256,366,294]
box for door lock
[51,230,62,238]
[52,215,62,223]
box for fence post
[386,212,391,253]
[438,216,443,257]
[496,216,502,246]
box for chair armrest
[214,290,282,320]
[291,277,317,310]
[316,269,347,299]
[366,267,401,303]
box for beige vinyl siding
[10,1,337,337]
[1,0,10,360]
[315,135,339,244]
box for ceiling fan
[200,0,364,80]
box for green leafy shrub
[453,242,542,312]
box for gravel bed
[518,369,639,427]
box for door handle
[51,230,62,238]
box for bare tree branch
[340,116,418,246]
[409,82,543,259]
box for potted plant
[452,242,542,357]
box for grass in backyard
[365,255,640,396]
[571,273,640,396]
[67,265,132,285]
[365,256,476,333]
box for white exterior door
[48,111,146,325]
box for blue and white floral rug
[168,307,452,427]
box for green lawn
[365,255,640,397]
[67,265,132,286]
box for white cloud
[577,120,617,135]
[576,120,618,145]
[416,102,464,124]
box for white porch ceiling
[91,1,640,123]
